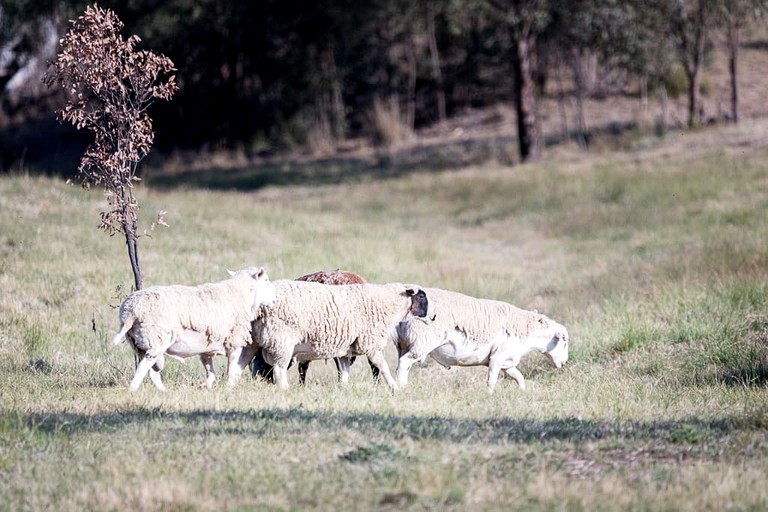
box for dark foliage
[1,0,766,171]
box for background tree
[716,0,768,123]
[43,4,177,290]
[486,0,550,163]
[663,0,720,128]
[2,0,767,172]
[546,0,605,148]
[424,0,447,123]
[619,1,678,131]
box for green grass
[2,120,768,510]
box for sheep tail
[111,314,135,345]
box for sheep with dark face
[396,287,569,393]
[111,267,275,391]
[250,269,380,384]
[251,280,432,390]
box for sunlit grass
[2,121,768,510]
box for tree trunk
[639,75,649,128]
[512,33,541,162]
[120,186,142,291]
[686,66,700,128]
[121,187,142,368]
[425,4,446,122]
[323,40,347,139]
[406,44,417,130]
[689,26,705,127]
[124,225,141,291]
[677,0,706,128]
[571,49,589,150]
[556,57,569,142]
[727,20,740,123]
[658,83,669,136]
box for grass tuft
[611,325,660,354]
[340,442,403,464]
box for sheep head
[228,266,276,311]
[404,285,435,324]
[542,325,569,368]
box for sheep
[251,279,433,390]
[395,287,569,393]
[296,269,367,285]
[111,266,276,391]
[250,269,380,384]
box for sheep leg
[226,346,253,388]
[250,348,275,382]
[148,354,167,392]
[396,352,418,388]
[486,358,503,394]
[298,361,310,385]
[200,354,216,389]
[130,353,161,392]
[335,357,351,385]
[230,343,259,388]
[147,369,167,391]
[503,367,526,390]
[240,343,259,367]
[148,369,167,391]
[272,364,290,390]
[366,350,399,390]
[367,358,380,382]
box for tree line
[1,0,766,166]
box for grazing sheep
[395,287,569,393]
[250,269,380,384]
[111,266,275,391]
[251,279,432,390]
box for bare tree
[43,4,177,291]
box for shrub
[43,4,177,290]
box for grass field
[1,120,768,511]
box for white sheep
[111,266,276,391]
[250,269,380,384]
[395,287,569,393]
[250,279,433,390]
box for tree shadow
[146,121,640,192]
[6,406,749,446]
[0,118,87,176]
[147,135,520,191]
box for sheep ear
[252,267,266,279]
[227,269,236,277]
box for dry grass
[370,96,415,149]
[2,118,768,510]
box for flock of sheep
[111,267,570,393]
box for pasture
[1,120,768,510]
